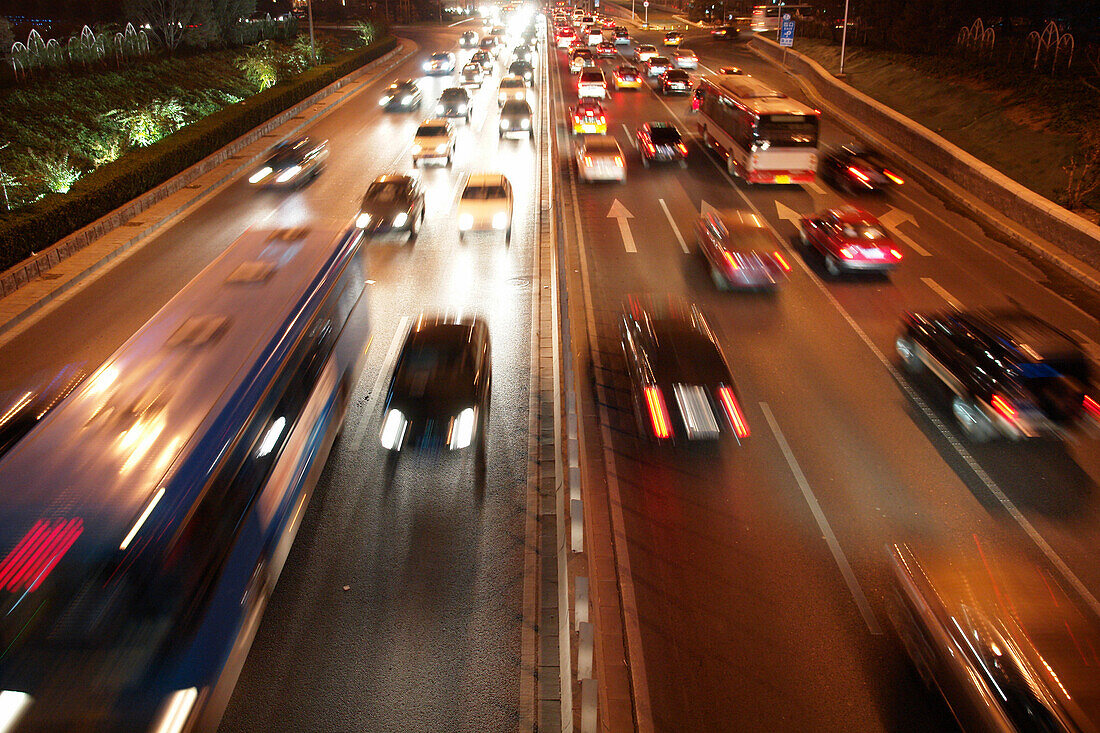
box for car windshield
[365,181,407,202]
[441,89,466,100]
[463,184,507,200]
[651,57,669,65]
[666,71,688,80]
[585,138,620,155]
[502,101,530,115]
[463,64,479,73]
[417,125,447,137]
[266,141,307,164]
[430,53,449,60]
[501,79,524,88]
[841,224,886,240]
[648,127,681,143]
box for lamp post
[838,0,850,75]
[306,0,316,63]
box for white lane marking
[761,402,883,636]
[775,199,802,224]
[698,62,718,75]
[804,180,826,195]
[608,199,637,252]
[700,199,721,218]
[888,226,931,257]
[921,277,963,309]
[621,123,636,147]
[352,315,410,451]
[879,206,930,256]
[646,72,1100,627]
[658,198,690,253]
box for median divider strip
[0,39,417,341]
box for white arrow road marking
[659,199,690,253]
[879,206,930,256]
[921,278,963,309]
[608,199,637,252]
[775,200,802,224]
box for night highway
[2,3,1100,732]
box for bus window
[755,114,818,147]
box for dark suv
[435,87,471,123]
[896,307,1095,441]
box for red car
[798,206,903,276]
[595,41,617,58]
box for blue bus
[0,226,370,731]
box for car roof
[500,75,525,84]
[393,79,418,87]
[828,205,877,225]
[430,51,452,58]
[370,173,414,186]
[665,69,689,77]
[960,309,1082,362]
[466,172,510,187]
[501,99,532,113]
[582,136,621,153]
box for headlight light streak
[355,212,372,229]
[275,165,301,183]
[458,213,474,230]
[492,211,508,229]
[449,407,477,449]
[392,212,408,228]
[380,409,407,450]
[249,166,273,184]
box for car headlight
[355,212,372,228]
[380,96,392,105]
[435,143,448,153]
[501,119,511,129]
[249,166,273,184]
[492,211,508,229]
[402,95,412,104]
[520,118,530,128]
[423,61,431,70]
[499,92,507,101]
[459,213,474,230]
[0,691,33,732]
[380,409,407,450]
[449,407,477,449]
[516,91,524,100]
[437,104,446,113]
[411,144,422,154]
[392,212,408,228]
[275,165,301,183]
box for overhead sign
[779,16,795,46]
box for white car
[411,119,455,167]
[424,51,456,75]
[497,75,528,106]
[576,135,626,183]
[577,69,607,99]
[633,44,658,63]
[458,173,514,242]
[673,49,698,69]
[587,28,603,45]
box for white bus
[695,74,819,185]
[750,3,814,32]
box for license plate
[864,248,884,259]
[775,175,790,184]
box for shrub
[30,152,82,193]
[0,36,397,271]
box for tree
[202,0,257,46]
[125,0,201,52]
[0,16,13,56]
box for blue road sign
[779,16,795,46]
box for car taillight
[583,156,592,166]
[889,248,903,260]
[991,393,1017,421]
[1083,395,1100,421]
[839,247,855,259]
[723,251,740,270]
[614,156,623,166]
[847,166,870,183]
[773,251,791,271]
[883,169,905,185]
[717,385,750,439]
[643,141,655,153]
[644,385,673,439]
[599,115,606,123]
[676,143,688,155]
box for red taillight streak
[883,169,905,184]
[773,251,791,271]
[614,156,624,166]
[0,520,49,588]
[847,166,870,182]
[1,518,82,592]
[723,251,740,270]
[1083,395,1100,420]
[991,393,1017,420]
[718,386,750,438]
[644,385,673,439]
[676,143,688,155]
[643,141,655,153]
[839,247,855,259]
[584,156,592,166]
[29,521,82,591]
[890,248,903,260]
[6,521,72,591]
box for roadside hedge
[0,36,397,273]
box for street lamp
[306,0,316,63]
[838,0,850,75]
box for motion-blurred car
[820,144,905,193]
[644,55,672,77]
[887,540,1100,731]
[571,99,607,134]
[619,295,750,443]
[613,26,630,44]
[380,316,491,455]
[472,49,495,72]
[436,86,471,122]
[577,68,608,99]
[576,135,626,183]
[423,51,456,75]
[555,26,576,47]
[479,35,500,56]
[499,99,534,139]
[633,44,658,62]
[411,119,455,167]
[612,64,643,89]
[663,30,683,46]
[672,48,698,68]
[719,65,744,75]
[379,79,422,111]
[509,59,535,85]
[586,26,604,44]
[460,30,480,48]
[695,211,790,291]
[798,206,902,276]
[497,75,528,106]
[595,40,617,58]
[458,172,514,242]
[512,43,534,63]
[355,173,426,240]
[460,62,485,87]
[569,47,595,73]
[659,69,691,94]
[248,136,329,187]
[0,362,85,459]
[637,122,688,167]
[896,306,1097,441]
[711,25,740,39]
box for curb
[747,37,1100,295]
[0,40,416,338]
